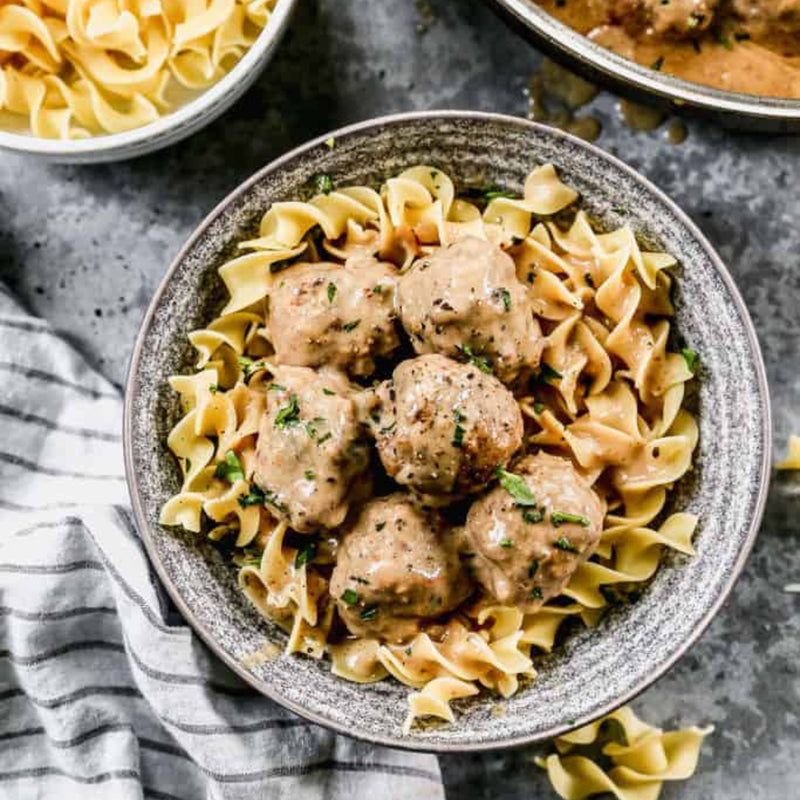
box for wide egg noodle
[160,164,701,734]
[0,0,276,138]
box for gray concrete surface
[1,0,798,796]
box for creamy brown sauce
[539,0,800,97]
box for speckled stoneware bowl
[488,0,800,132]
[124,111,771,752]
[0,0,297,164]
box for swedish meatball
[611,0,719,38]
[266,255,400,377]
[253,366,370,533]
[329,494,470,643]
[397,237,542,384]
[372,355,524,497]
[463,453,603,611]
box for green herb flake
[554,536,581,553]
[208,385,219,394]
[237,356,254,377]
[342,319,361,332]
[327,282,337,303]
[378,421,397,435]
[238,484,267,508]
[687,12,704,28]
[373,284,383,295]
[341,588,359,606]
[528,559,539,579]
[681,348,699,373]
[360,606,378,621]
[295,540,318,569]
[530,586,543,600]
[499,287,512,312]
[540,363,562,383]
[484,189,516,201]
[316,432,333,446]
[495,467,537,507]
[315,173,334,195]
[523,509,544,524]
[499,538,514,548]
[533,401,545,415]
[305,417,327,438]
[304,470,315,481]
[456,343,493,374]
[322,387,335,396]
[552,511,591,529]
[453,408,467,423]
[452,423,466,448]
[376,521,386,531]
[350,575,370,585]
[651,56,664,71]
[274,393,301,428]
[215,450,245,483]
[268,383,287,392]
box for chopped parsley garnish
[452,410,466,448]
[304,470,315,480]
[238,484,267,507]
[215,450,245,483]
[305,417,327,438]
[327,282,337,303]
[523,509,544,524]
[268,383,286,392]
[681,348,699,374]
[378,421,397,435]
[295,540,318,569]
[453,408,467,423]
[376,521,386,531]
[360,606,378,621]
[342,319,360,332]
[552,512,590,528]
[530,587,543,600]
[687,12,704,28]
[322,387,335,396]
[237,356,254,377]
[483,189,516,201]
[554,536,581,553]
[499,538,514,548]
[528,560,539,579]
[274,393,301,428]
[495,467,537,507]
[540,363,562,383]
[208,385,219,394]
[651,56,664,71]
[456,343,493,374]
[350,575,370,585]
[341,589,359,606]
[533,401,545,415]
[316,432,333,446]
[499,287,512,312]
[241,548,262,567]
[315,173,334,195]
[373,284,383,295]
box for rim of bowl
[123,110,773,752]
[489,0,800,126]
[0,0,297,159]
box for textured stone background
[1,0,798,796]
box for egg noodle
[160,163,700,733]
[536,705,713,800]
[0,0,276,138]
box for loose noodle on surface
[160,163,700,733]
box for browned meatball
[329,494,470,643]
[463,453,603,612]
[253,366,371,533]
[371,354,524,497]
[266,255,400,377]
[611,0,719,37]
[729,0,800,37]
[397,237,542,384]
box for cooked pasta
[535,705,713,800]
[160,163,700,733]
[0,0,276,138]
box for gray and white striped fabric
[0,290,444,800]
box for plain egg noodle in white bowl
[0,0,297,163]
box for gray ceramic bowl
[488,0,800,133]
[0,0,297,164]
[124,111,771,751]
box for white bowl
[0,0,297,164]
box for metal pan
[487,0,800,133]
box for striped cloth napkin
[0,289,444,800]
